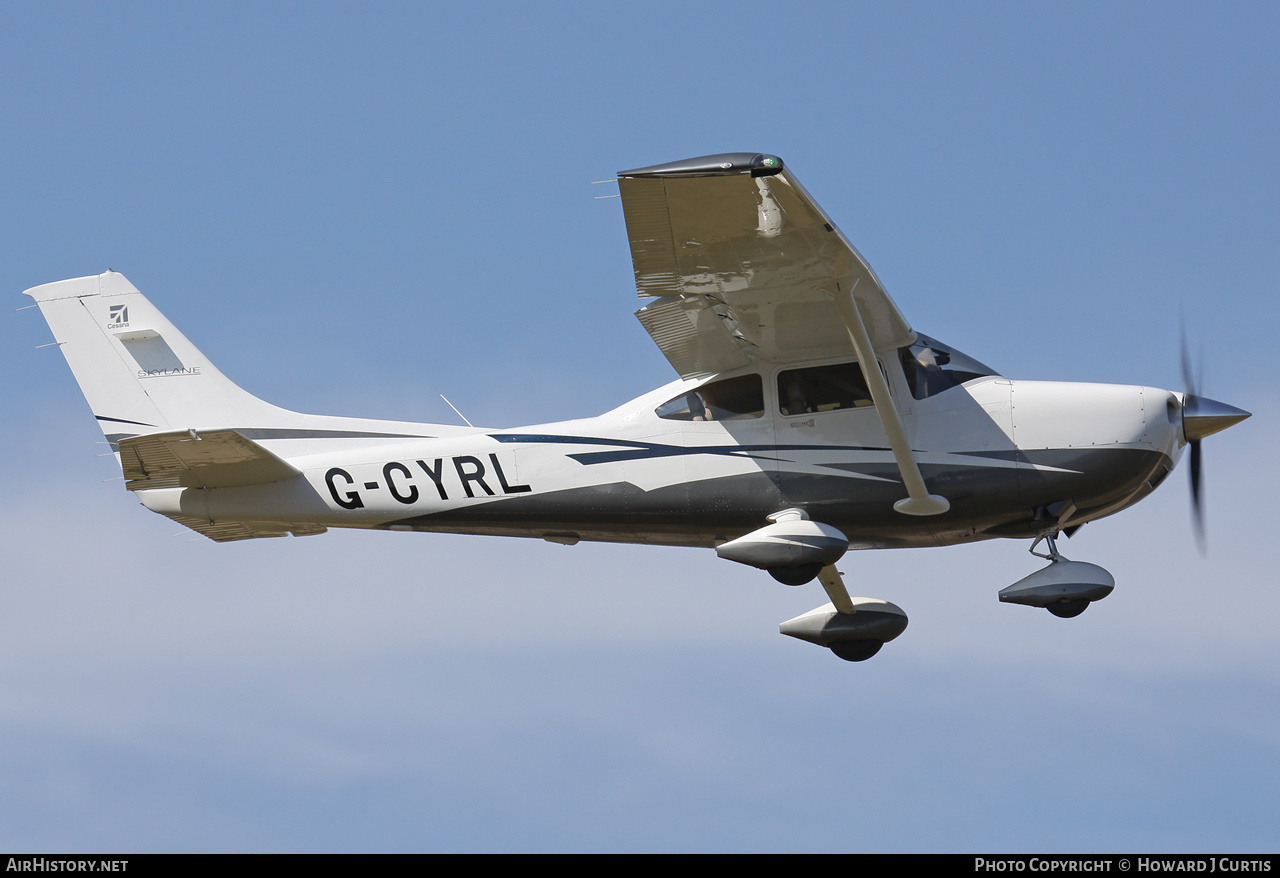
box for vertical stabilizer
[25,271,303,440]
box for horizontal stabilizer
[119,429,300,490]
[166,515,327,543]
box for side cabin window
[777,361,873,416]
[655,374,765,421]
[899,333,1000,401]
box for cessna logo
[107,304,129,329]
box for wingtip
[618,152,783,179]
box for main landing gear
[714,509,907,662]
[777,572,909,662]
[999,533,1115,618]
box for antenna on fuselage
[439,394,475,428]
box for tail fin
[25,271,302,441]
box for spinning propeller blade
[1179,330,1250,550]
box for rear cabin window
[655,374,765,421]
[777,362,874,416]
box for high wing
[617,153,915,378]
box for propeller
[1179,331,1250,550]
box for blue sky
[1,1,1276,852]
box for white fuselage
[138,372,1184,550]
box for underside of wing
[618,153,914,378]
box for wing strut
[829,283,949,516]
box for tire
[829,640,883,662]
[1047,598,1089,618]
[767,563,824,586]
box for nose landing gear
[999,533,1115,617]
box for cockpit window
[899,334,1000,400]
[777,361,874,416]
[655,374,764,421]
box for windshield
[899,334,1000,400]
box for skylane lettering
[325,454,531,510]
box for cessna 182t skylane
[26,153,1250,661]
